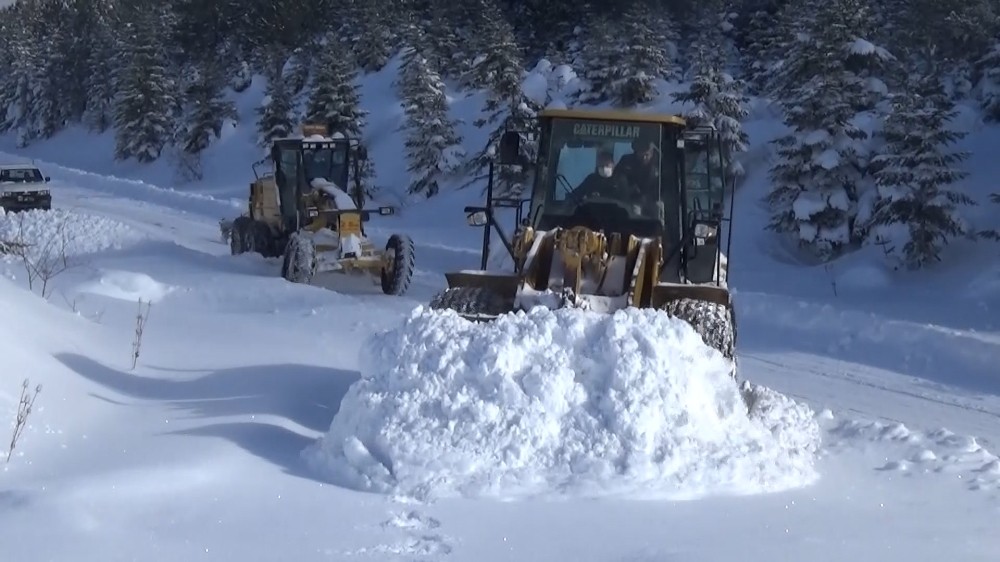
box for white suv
[0,163,51,212]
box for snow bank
[304,307,822,500]
[0,208,142,263]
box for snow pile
[304,307,822,500]
[311,177,357,209]
[0,208,142,262]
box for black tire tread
[661,297,736,361]
[381,234,415,296]
[230,216,252,255]
[281,231,316,284]
[429,286,512,318]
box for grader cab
[227,123,415,296]
[428,108,737,365]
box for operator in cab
[575,151,619,199]
[614,135,660,195]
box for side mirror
[44,176,51,182]
[466,210,488,227]
[498,131,520,165]
[356,146,368,161]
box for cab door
[680,127,728,284]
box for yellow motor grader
[429,108,737,367]
[226,123,415,295]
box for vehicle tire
[380,234,415,296]
[250,220,277,257]
[230,216,253,255]
[661,297,736,373]
[281,231,316,284]
[429,286,512,320]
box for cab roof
[538,108,686,127]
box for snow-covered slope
[0,58,999,561]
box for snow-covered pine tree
[738,8,782,95]
[112,4,179,163]
[0,21,38,143]
[432,0,482,85]
[462,0,512,90]
[30,0,75,139]
[284,47,315,103]
[0,21,11,129]
[672,43,750,179]
[81,0,117,133]
[976,192,1000,242]
[898,0,999,98]
[468,3,538,194]
[672,45,718,127]
[83,27,117,132]
[571,16,617,105]
[519,0,579,64]
[303,36,367,138]
[867,75,975,269]
[256,57,295,149]
[180,60,238,156]
[645,3,682,81]
[678,0,727,73]
[975,42,1000,121]
[397,44,465,197]
[302,34,376,196]
[766,0,891,260]
[421,0,463,80]
[345,0,394,72]
[978,193,1000,241]
[0,0,68,146]
[611,3,670,107]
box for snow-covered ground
[1,58,999,561]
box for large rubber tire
[281,231,316,284]
[429,287,513,319]
[662,297,736,363]
[231,217,277,257]
[380,234,415,296]
[230,216,252,255]
[250,220,278,257]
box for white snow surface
[305,307,821,500]
[75,269,176,303]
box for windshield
[536,118,663,219]
[301,142,348,187]
[0,167,43,183]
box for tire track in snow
[742,351,1000,453]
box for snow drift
[303,307,823,500]
[0,208,142,262]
